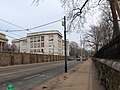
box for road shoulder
[33,59,104,90]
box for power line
[0,19,25,30]
[29,19,63,30]
[0,29,22,38]
[5,18,63,32]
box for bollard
[7,83,15,90]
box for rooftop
[27,30,62,37]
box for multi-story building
[12,30,69,56]
[27,30,62,55]
[0,32,8,51]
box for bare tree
[85,23,112,52]
[69,41,79,57]
[85,16,113,52]
[34,0,119,37]
[99,2,113,44]
[62,0,119,38]
[33,0,119,38]
[85,25,102,52]
[11,44,17,52]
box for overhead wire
[28,18,63,30]
[0,18,63,39]
[2,18,63,32]
[0,19,25,30]
[0,19,32,37]
[0,29,19,39]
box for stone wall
[93,58,120,90]
[0,52,64,66]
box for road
[0,60,80,90]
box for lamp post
[62,16,67,73]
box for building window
[37,36,40,42]
[34,49,36,53]
[30,37,33,42]
[41,42,44,47]
[34,37,36,42]
[49,35,53,41]
[37,43,40,47]
[37,49,40,52]
[30,37,33,39]
[41,49,44,53]
[30,43,33,48]
[34,43,37,48]
[49,39,53,41]
[41,36,44,41]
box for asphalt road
[0,60,80,90]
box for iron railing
[94,34,120,59]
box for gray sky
[0,0,100,44]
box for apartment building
[12,30,69,56]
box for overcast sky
[0,0,100,44]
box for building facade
[0,32,8,51]
[12,30,69,56]
[62,40,69,56]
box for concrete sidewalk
[33,59,104,90]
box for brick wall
[0,52,64,66]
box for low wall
[93,58,120,90]
[0,52,64,66]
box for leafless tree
[33,0,119,38]
[81,1,113,52]
[69,41,79,57]
[85,16,113,52]
[85,24,112,52]
[61,0,119,38]
[11,44,17,52]
[85,25,102,52]
[99,2,113,44]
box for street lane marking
[23,74,41,80]
[40,74,45,77]
[2,84,6,87]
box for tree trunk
[109,0,120,39]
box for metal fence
[94,35,120,59]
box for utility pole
[63,16,67,73]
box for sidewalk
[33,59,104,90]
